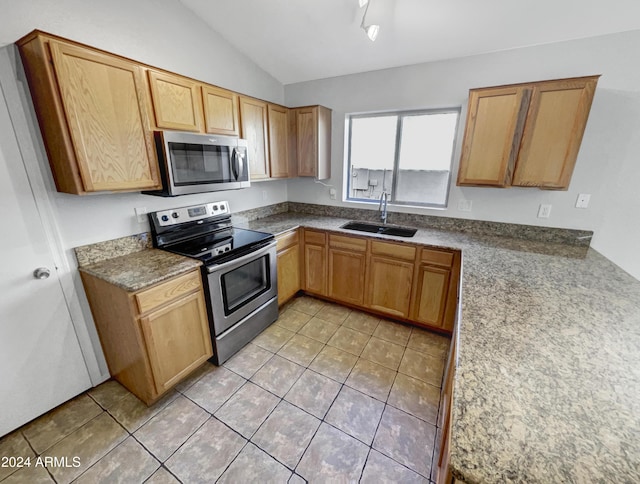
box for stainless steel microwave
[143,131,250,197]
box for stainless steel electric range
[149,201,278,364]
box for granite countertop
[238,213,640,483]
[79,249,202,292]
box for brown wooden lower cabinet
[276,229,301,305]
[80,268,212,405]
[365,240,416,319]
[366,255,414,318]
[435,332,457,484]
[411,249,461,332]
[285,228,460,334]
[302,229,328,296]
[328,234,367,305]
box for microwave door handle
[237,150,245,180]
[231,148,239,180]
[231,148,244,180]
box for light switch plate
[576,193,591,209]
[329,188,337,200]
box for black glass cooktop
[162,227,273,262]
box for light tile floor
[0,295,451,484]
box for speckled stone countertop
[78,249,201,292]
[239,213,640,483]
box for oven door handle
[206,240,276,274]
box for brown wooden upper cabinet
[148,72,240,135]
[239,96,270,180]
[457,76,599,190]
[18,30,332,193]
[202,85,240,136]
[294,106,331,179]
[17,32,161,194]
[268,104,294,178]
[147,70,203,132]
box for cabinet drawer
[136,270,201,314]
[370,240,416,261]
[304,230,326,246]
[276,229,299,251]
[421,248,454,267]
[329,234,366,252]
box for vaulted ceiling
[180,0,640,84]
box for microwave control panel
[154,201,229,226]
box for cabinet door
[328,248,366,305]
[202,85,239,136]
[239,96,270,179]
[48,40,160,192]
[512,77,598,189]
[303,230,327,297]
[139,291,212,394]
[435,335,456,484]
[277,244,300,305]
[366,256,414,318]
[457,86,531,187]
[296,106,318,177]
[148,70,203,132]
[304,244,327,296]
[412,264,451,329]
[268,104,291,178]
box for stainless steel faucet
[378,191,388,224]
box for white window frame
[345,107,461,209]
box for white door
[0,81,91,436]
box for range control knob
[161,215,169,222]
[171,212,180,219]
[212,205,219,211]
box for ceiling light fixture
[360,0,379,42]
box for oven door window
[168,142,235,185]
[220,255,271,315]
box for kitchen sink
[341,221,417,238]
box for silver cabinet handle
[33,267,51,280]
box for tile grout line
[14,428,57,483]
[280,300,433,481]
[361,333,435,480]
[88,396,171,481]
[75,387,187,483]
[191,352,303,479]
[257,298,343,479]
[5,295,448,484]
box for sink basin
[341,221,417,238]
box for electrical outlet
[457,199,472,212]
[262,190,268,201]
[537,204,552,218]
[134,207,147,223]
[329,188,337,200]
[576,193,591,209]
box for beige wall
[0,0,288,249]
[285,30,640,280]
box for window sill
[344,198,447,211]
